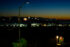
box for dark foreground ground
[0,26,70,47]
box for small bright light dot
[23,18,27,21]
[58,24,62,26]
[43,24,47,27]
[56,35,59,39]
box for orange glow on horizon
[0,14,70,20]
[23,13,70,20]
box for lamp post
[18,0,30,45]
[12,1,30,47]
[18,6,21,42]
[56,35,59,45]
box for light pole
[12,1,30,47]
[56,35,59,45]
[18,0,30,46]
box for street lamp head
[26,2,30,4]
[19,1,30,8]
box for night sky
[0,0,70,19]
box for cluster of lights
[57,24,70,27]
[47,24,52,26]
[1,23,70,27]
[42,24,47,27]
[2,24,27,27]
[41,23,70,27]
[27,17,39,20]
[56,24,62,27]
[31,23,40,27]
[19,24,27,27]
[47,23,55,26]
[56,35,64,46]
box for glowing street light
[56,35,59,39]
[56,35,59,46]
[18,0,31,44]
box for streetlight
[18,0,30,43]
[56,35,59,39]
[12,1,30,47]
[56,35,59,46]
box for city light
[12,24,16,27]
[56,35,59,39]
[47,23,52,26]
[10,23,27,27]
[58,24,63,27]
[23,18,28,21]
[42,24,47,27]
[31,23,40,27]
[20,24,27,27]
[0,0,69,46]
[20,24,24,27]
